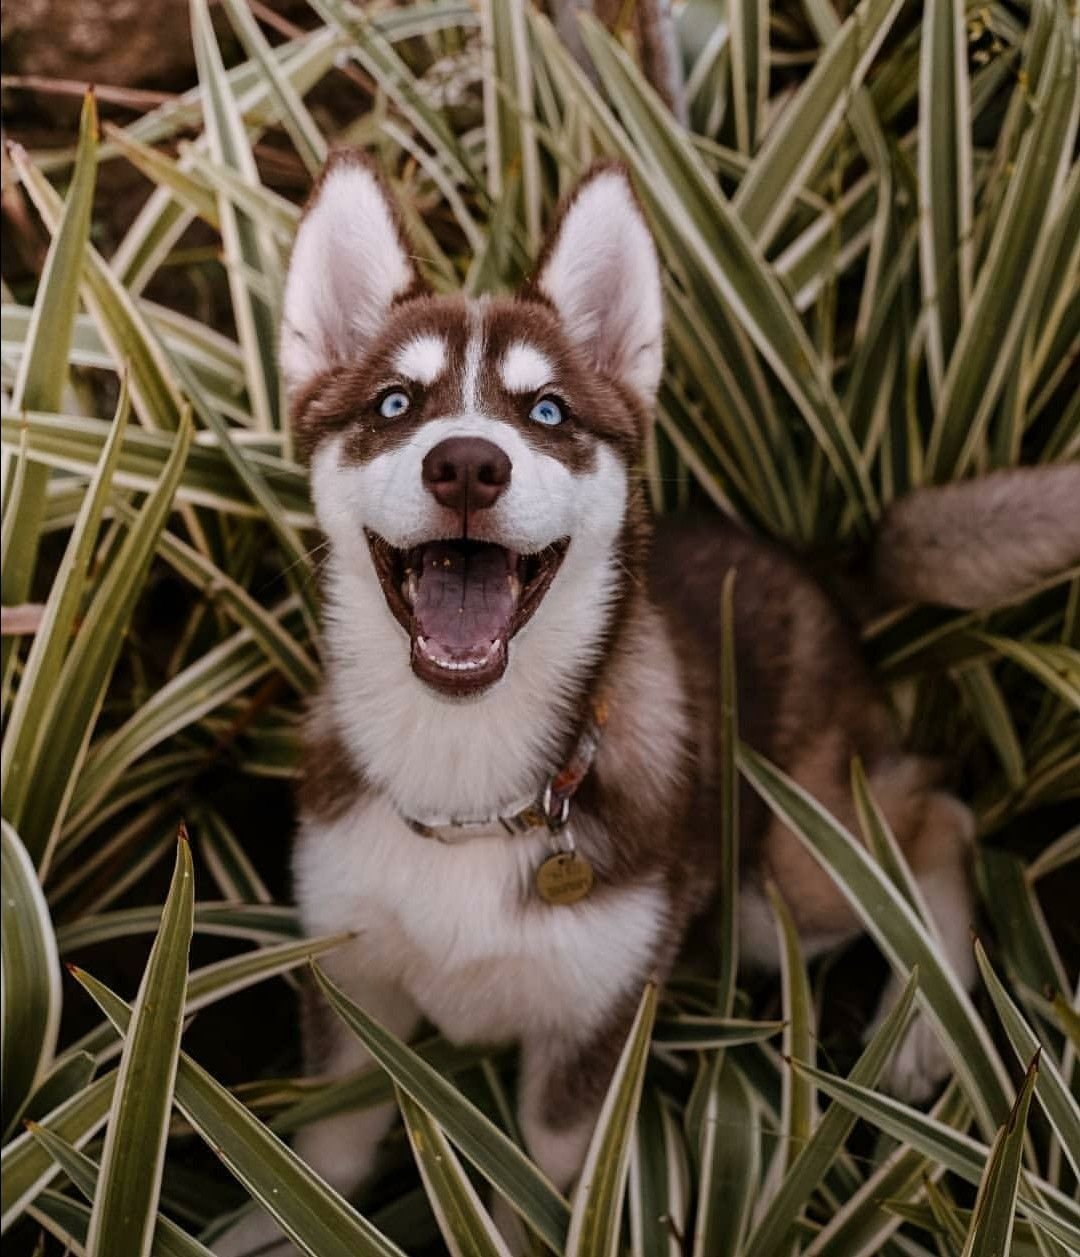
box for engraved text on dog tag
[536,851,594,905]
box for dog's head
[283,154,663,700]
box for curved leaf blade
[960,1052,1039,1257]
[0,820,62,1137]
[2,91,98,681]
[312,962,571,1253]
[86,836,195,1257]
[0,1071,116,1232]
[738,742,1011,1136]
[567,983,657,1257]
[71,969,407,1257]
[975,941,1080,1180]
[397,1087,512,1257]
[27,1122,214,1257]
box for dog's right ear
[533,163,664,407]
[280,153,419,399]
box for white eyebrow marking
[393,335,447,386]
[500,342,554,394]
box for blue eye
[529,397,564,427]
[379,391,410,419]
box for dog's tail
[867,464,1080,612]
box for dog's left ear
[534,164,664,406]
[280,152,420,400]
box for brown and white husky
[219,154,1080,1253]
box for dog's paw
[880,1010,951,1104]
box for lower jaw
[409,634,508,696]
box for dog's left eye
[379,391,411,419]
[529,397,564,427]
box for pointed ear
[534,164,664,405]
[280,152,420,398]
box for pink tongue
[412,542,515,655]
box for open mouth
[365,532,570,695]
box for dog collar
[400,699,608,846]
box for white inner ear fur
[538,170,664,405]
[280,160,414,398]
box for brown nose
[422,437,512,514]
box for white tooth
[405,570,419,604]
[507,570,522,600]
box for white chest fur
[294,793,664,1046]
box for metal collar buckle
[541,780,570,831]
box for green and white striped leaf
[197,811,276,906]
[397,1087,512,1257]
[2,92,97,687]
[1027,825,1080,881]
[975,941,1080,1179]
[0,411,312,525]
[72,970,407,1257]
[691,1056,759,1257]
[67,931,348,1066]
[629,1088,688,1257]
[767,883,814,1179]
[732,0,906,250]
[29,1190,93,1254]
[717,567,740,1019]
[20,1052,96,1126]
[28,1120,213,1256]
[738,742,1011,1136]
[483,0,542,249]
[190,0,281,433]
[927,18,1078,475]
[218,0,327,177]
[651,1016,783,1050]
[960,1051,1039,1257]
[0,821,62,1138]
[312,962,570,1253]
[10,142,188,433]
[1,1071,117,1232]
[918,0,973,400]
[2,383,131,843]
[13,410,193,870]
[57,902,299,953]
[85,836,194,1257]
[567,983,657,1257]
[802,1082,970,1257]
[792,1060,1080,1250]
[568,15,875,522]
[728,0,766,155]
[744,970,920,1257]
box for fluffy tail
[871,464,1080,611]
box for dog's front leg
[493,1016,632,1250]
[213,949,419,1257]
[295,948,421,1193]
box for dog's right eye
[379,391,411,419]
[529,397,564,427]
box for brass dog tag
[536,851,594,905]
